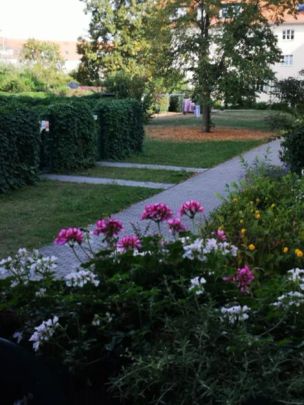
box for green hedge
[41,101,97,171]
[95,99,144,159]
[0,106,40,193]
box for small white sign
[40,120,50,133]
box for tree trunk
[202,95,211,132]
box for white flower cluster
[182,238,238,262]
[29,316,60,351]
[0,248,57,286]
[221,305,250,324]
[65,269,100,288]
[272,291,304,308]
[287,268,304,290]
[189,276,206,295]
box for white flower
[272,291,304,308]
[65,269,100,288]
[189,276,206,295]
[221,305,250,324]
[13,331,23,344]
[29,316,60,351]
[182,238,238,262]
[287,268,304,282]
[92,314,101,326]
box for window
[281,55,294,65]
[219,4,241,18]
[282,29,294,40]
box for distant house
[0,38,81,72]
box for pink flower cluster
[167,217,186,234]
[180,200,204,219]
[55,227,84,246]
[141,203,173,223]
[215,229,227,241]
[94,218,123,238]
[224,265,255,293]
[117,235,141,252]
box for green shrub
[0,106,40,193]
[41,101,97,171]
[281,126,304,174]
[95,99,144,159]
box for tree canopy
[77,0,298,131]
[20,39,64,70]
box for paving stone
[96,161,207,173]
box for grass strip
[122,139,264,168]
[72,166,194,184]
[0,180,159,257]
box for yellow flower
[240,219,244,224]
[255,211,261,220]
[248,244,256,251]
[283,247,289,254]
[241,228,246,235]
[233,198,238,203]
[271,203,276,209]
[295,248,304,258]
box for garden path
[39,138,283,277]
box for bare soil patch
[146,126,274,142]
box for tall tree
[76,0,183,88]
[158,0,298,132]
[20,39,64,70]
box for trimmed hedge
[0,106,40,193]
[281,126,304,174]
[96,99,144,159]
[41,101,97,172]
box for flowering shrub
[1,186,304,403]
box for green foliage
[281,126,304,174]
[103,71,145,101]
[20,38,64,69]
[0,105,40,193]
[42,101,97,171]
[95,99,144,159]
[0,63,71,94]
[273,76,304,111]
[168,95,182,112]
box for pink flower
[94,218,123,238]
[167,217,186,234]
[55,227,84,245]
[141,203,173,223]
[224,265,255,293]
[180,200,204,219]
[117,235,141,252]
[215,229,227,241]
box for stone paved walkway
[39,138,283,277]
[41,174,174,190]
[96,161,207,173]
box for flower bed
[1,172,304,403]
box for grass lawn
[73,166,193,183]
[116,110,274,168]
[122,139,265,168]
[150,109,274,131]
[0,180,159,258]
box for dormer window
[282,29,294,40]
